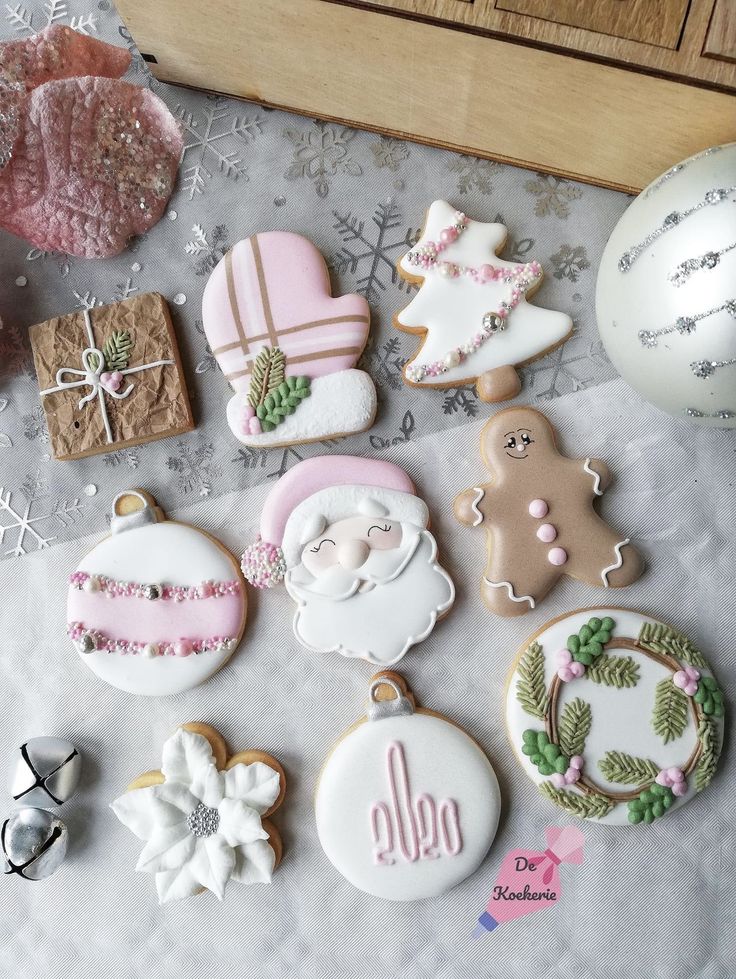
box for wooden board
[117,0,736,193]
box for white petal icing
[232,839,275,885]
[136,823,195,874]
[223,762,280,814]
[110,787,184,841]
[187,836,235,901]
[218,798,269,847]
[155,864,201,904]
[155,781,200,814]
[190,764,225,809]
[161,729,216,787]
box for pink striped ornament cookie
[202,232,377,447]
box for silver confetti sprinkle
[173,293,186,306]
[186,803,220,839]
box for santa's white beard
[285,530,455,666]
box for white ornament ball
[596,143,736,427]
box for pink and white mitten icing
[0,26,182,258]
[241,455,454,666]
[202,232,377,447]
[67,490,247,696]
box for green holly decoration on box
[693,675,724,717]
[521,729,569,776]
[627,783,674,824]
[567,616,615,666]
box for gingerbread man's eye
[520,433,533,446]
[505,435,517,449]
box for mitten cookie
[395,201,572,402]
[241,455,454,666]
[506,608,725,824]
[315,673,500,900]
[111,723,285,903]
[455,406,644,616]
[67,490,247,696]
[202,232,377,446]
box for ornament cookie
[506,609,725,825]
[202,231,377,446]
[315,673,500,901]
[596,143,736,426]
[396,200,572,402]
[111,723,285,903]
[241,456,454,666]
[67,490,247,696]
[454,406,644,617]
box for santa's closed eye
[367,523,392,536]
[310,538,336,553]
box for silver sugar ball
[482,312,504,334]
[2,808,68,880]
[80,634,96,653]
[143,583,162,601]
[10,737,82,807]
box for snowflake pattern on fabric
[361,336,406,392]
[447,154,497,195]
[166,440,223,497]
[176,96,265,200]
[370,137,409,171]
[525,174,584,219]
[4,0,97,35]
[283,121,362,198]
[0,399,11,449]
[550,245,591,282]
[330,202,416,304]
[368,409,415,450]
[442,387,480,418]
[185,224,231,276]
[0,475,82,556]
[523,337,612,400]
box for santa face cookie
[111,723,285,903]
[202,231,377,447]
[396,201,572,402]
[67,491,247,696]
[454,406,644,616]
[241,456,454,666]
[315,674,501,901]
[506,609,725,825]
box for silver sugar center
[186,802,220,839]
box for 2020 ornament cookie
[67,490,247,696]
[202,231,377,447]
[454,407,644,616]
[315,673,501,901]
[395,200,572,402]
[111,723,285,903]
[506,608,725,825]
[241,455,454,666]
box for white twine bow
[38,308,174,444]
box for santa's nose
[337,539,370,570]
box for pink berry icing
[673,666,700,697]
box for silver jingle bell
[2,808,68,880]
[11,737,82,807]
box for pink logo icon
[370,741,463,866]
[474,825,584,935]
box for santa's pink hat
[241,455,429,588]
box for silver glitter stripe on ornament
[685,407,736,419]
[643,163,685,199]
[669,242,736,286]
[690,357,736,379]
[186,803,220,838]
[618,186,736,272]
[638,300,736,348]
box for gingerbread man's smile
[504,430,534,459]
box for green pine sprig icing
[693,675,724,717]
[255,377,311,431]
[585,653,640,688]
[539,781,613,820]
[638,622,707,669]
[627,783,674,824]
[598,750,659,785]
[102,330,133,372]
[557,697,592,757]
[567,616,614,666]
[694,715,721,791]
[247,346,286,409]
[515,641,548,720]
[652,676,689,744]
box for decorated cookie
[315,673,500,900]
[111,723,285,903]
[395,201,572,402]
[454,406,644,617]
[506,609,725,825]
[241,456,454,666]
[31,293,194,461]
[202,232,377,447]
[67,491,247,696]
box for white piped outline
[583,458,603,496]
[483,578,535,608]
[470,487,485,526]
[601,539,630,586]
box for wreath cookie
[111,723,285,903]
[506,608,725,825]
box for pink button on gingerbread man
[454,406,644,617]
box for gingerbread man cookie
[454,407,644,617]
